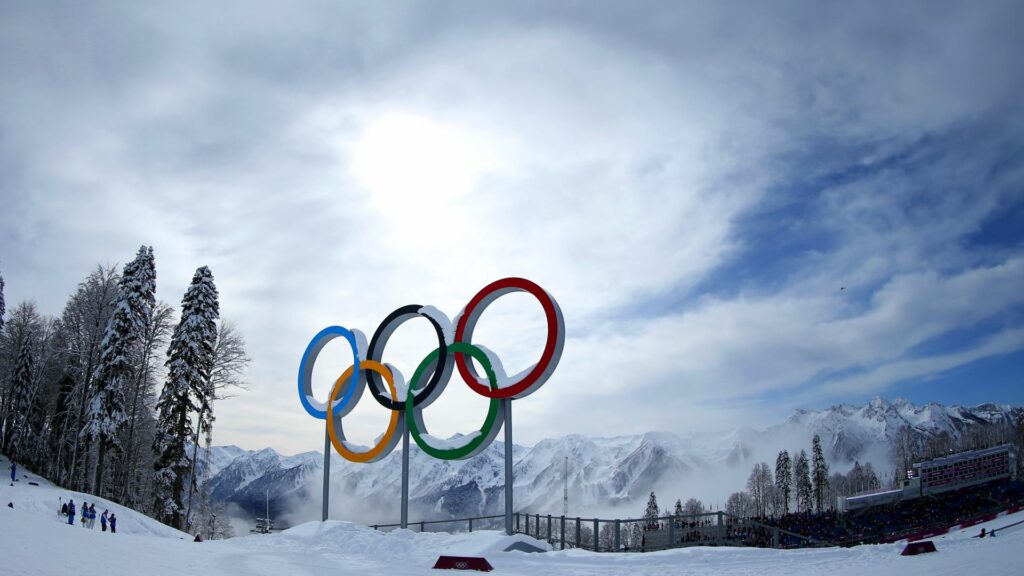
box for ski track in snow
[2,462,1021,576]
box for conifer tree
[153,266,219,529]
[775,450,792,515]
[643,491,660,530]
[8,337,33,457]
[0,302,42,455]
[85,246,156,496]
[811,434,830,512]
[794,449,812,513]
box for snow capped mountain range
[206,398,1020,526]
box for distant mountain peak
[207,397,1020,523]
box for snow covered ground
[2,461,1021,576]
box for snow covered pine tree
[812,434,830,513]
[794,449,812,514]
[152,266,219,529]
[775,450,792,515]
[643,491,660,530]
[83,246,156,497]
[8,337,33,458]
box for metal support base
[503,399,513,536]
[322,424,330,522]
[401,426,410,529]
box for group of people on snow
[61,499,116,533]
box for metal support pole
[468,518,473,532]
[536,514,540,538]
[575,517,581,548]
[322,423,330,522]
[717,511,724,545]
[560,515,565,550]
[593,518,599,551]
[668,515,675,549]
[547,514,552,541]
[614,519,621,551]
[400,426,409,529]
[503,399,513,536]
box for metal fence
[372,511,826,552]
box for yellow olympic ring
[326,360,402,463]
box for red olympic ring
[454,277,565,399]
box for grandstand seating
[758,479,1024,548]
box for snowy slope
[0,454,190,540]
[2,458,1022,576]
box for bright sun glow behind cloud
[350,112,497,213]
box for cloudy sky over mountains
[2,1,1022,454]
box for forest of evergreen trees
[0,247,249,537]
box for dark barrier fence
[372,510,826,552]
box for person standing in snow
[101,510,108,532]
[67,499,76,526]
[8,461,15,485]
[109,513,117,534]
[89,503,97,528]
[81,501,89,527]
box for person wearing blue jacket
[109,513,117,534]
[67,499,76,525]
[101,510,108,532]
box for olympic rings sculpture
[297,277,564,462]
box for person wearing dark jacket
[67,499,76,526]
[101,510,108,532]
[109,513,117,533]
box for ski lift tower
[251,517,274,534]
[250,489,274,534]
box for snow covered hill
[207,398,1020,526]
[0,453,190,540]
[3,449,1023,576]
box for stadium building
[837,444,1018,513]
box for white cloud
[1,2,1022,455]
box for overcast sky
[2,1,1023,456]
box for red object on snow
[901,540,938,556]
[432,556,494,571]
